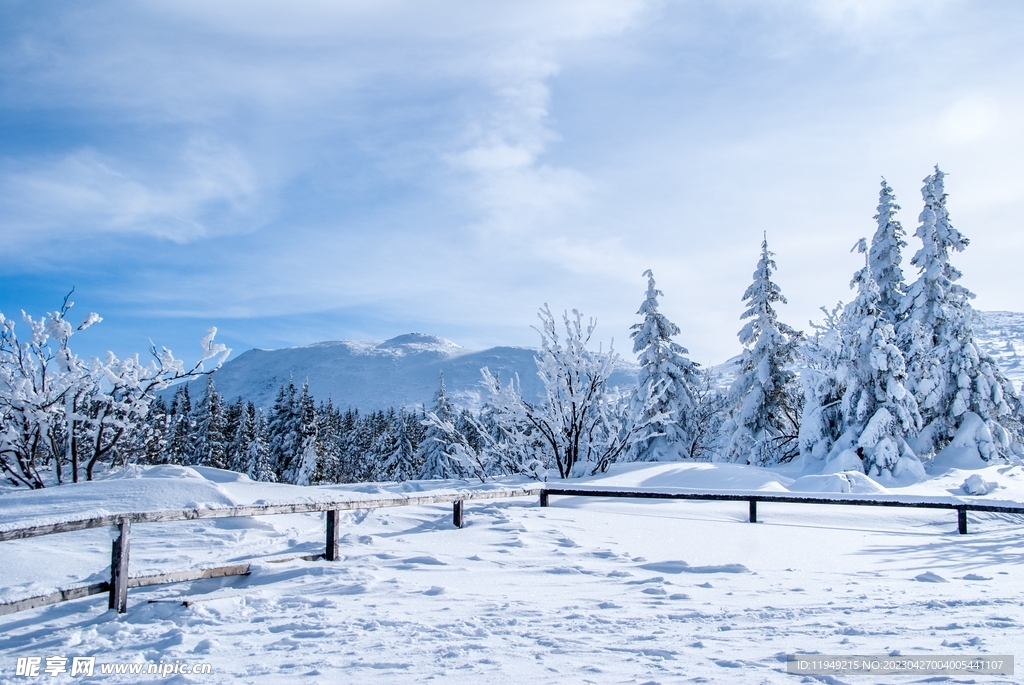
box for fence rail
[540,486,1024,533]
[2,483,1022,617]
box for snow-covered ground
[2,460,1023,684]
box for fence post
[748,499,757,523]
[453,500,464,528]
[109,518,130,614]
[325,510,340,561]
[957,508,968,535]
[540,491,549,508]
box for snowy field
[2,462,1023,684]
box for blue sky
[2,0,1023,367]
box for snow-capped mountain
[183,311,1024,411]
[189,332,638,411]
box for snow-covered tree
[165,384,195,465]
[482,305,666,478]
[0,295,229,487]
[267,377,301,480]
[191,376,228,468]
[721,238,803,465]
[378,407,422,481]
[869,178,908,325]
[418,372,483,479]
[629,270,700,461]
[247,407,276,482]
[798,304,845,462]
[686,369,730,461]
[826,240,923,479]
[897,167,1021,459]
[282,381,319,485]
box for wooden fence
[2,484,1022,617]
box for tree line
[3,166,1021,487]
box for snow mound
[788,473,888,494]
[0,467,240,533]
[961,474,998,496]
[914,572,948,583]
[583,462,793,491]
[639,560,749,574]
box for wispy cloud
[0,140,260,247]
[1,0,1023,363]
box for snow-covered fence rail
[0,485,542,616]
[5,483,1023,618]
[540,486,1024,535]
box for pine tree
[267,377,300,481]
[417,372,468,479]
[629,269,700,461]
[228,401,254,474]
[311,398,342,484]
[897,167,1020,458]
[869,178,908,325]
[833,240,923,478]
[722,237,803,465]
[165,384,194,465]
[247,408,276,482]
[378,407,422,481]
[191,376,228,468]
[283,381,319,485]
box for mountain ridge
[177,312,1024,411]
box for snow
[3,462,1024,683]
[962,474,999,496]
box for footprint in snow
[422,586,445,596]
[697,582,713,588]
[962,573,992,581]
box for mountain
[187,333,638,411]
[178,311,1024,411]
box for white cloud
[0,140,260,247]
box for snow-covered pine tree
[165,384,194,465]
[869,178,908,325]
[334,408,362,482]
[722,237,803,465]
[227,400,254,474]
[629,270,700,461]
[247,407,276,482]
[137,396,170,465]
[829,240,923,480]
[311,398,342,484]
[417,372,474,479]
[897,167,1021,459]
[283,381,319,485]
[190,376,228,468]
[267,377,301,481]
[377,407,421,481]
